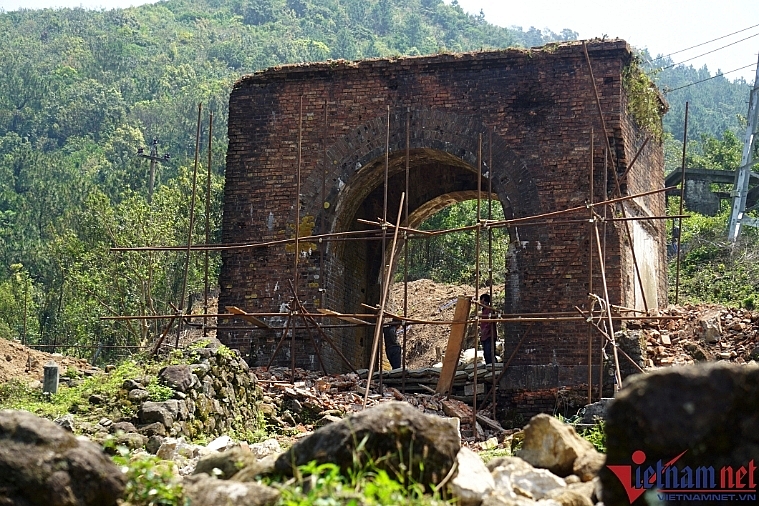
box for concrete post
[43,361,59,394]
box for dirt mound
[386,279,502,369]
[0,338,92,385]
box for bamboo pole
[176,102,202,348]
[363,193,405,408]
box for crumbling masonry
[218,40,667,398]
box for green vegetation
[401,199,509,285]
[623,57,665,141]
[113,447,187,506]
[0,359,143,418]
[271,459,447,506]
[579,422,606,453]
[0,0,753,356]
[0,0,577,358]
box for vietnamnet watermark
[607,450,757,503]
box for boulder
[516,414,595,476]
[579,398,611,424]
[544,489,592,506]
[490,457,566,501]
[139,401,174,427]
[110,421,137,434]
[571,449,604,482]
[696,310,723,343]
[249,438,281,460]
[159,365,195,392]
[450,447,494,506]
[193,447,260,479]
[54,414,75,432]
[128,388,150,402]
[183,474,279,506]
[274,401,459,486]
[601,362,759,505]
[0,409,125,505]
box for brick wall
[220,40,666,377]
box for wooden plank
[225,306,270,328]
[317,308,372,326]
[436,296,471,395]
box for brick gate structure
[219,40,667,396]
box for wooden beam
[436,296,471,395]
[317,308,372,326]
[225,306,270,328]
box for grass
[269,459,453,506]
[0,360,145,420]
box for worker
[382,318,403,369]
[479,293,497,365]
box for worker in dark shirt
[382,318,403,369]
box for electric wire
[664,61,757,93]
[649,22,759,62]
[657,32,759,71]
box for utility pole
[727,54,759,241]
[137,137,171,204]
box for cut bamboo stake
[363,193,405,408]
[290,96,304,381]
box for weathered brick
[219,41,667,376]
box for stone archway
[218,41,667,379]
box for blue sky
[0,0,757,83]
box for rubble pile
[638,305,759,367]
[253,366,511,444]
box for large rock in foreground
[516,414,596,477]
[0,409,126,506]
[602,363,759,505]
[274,401,460,485]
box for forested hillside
[0,0,753,355]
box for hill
[0,0,753,353]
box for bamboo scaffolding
[587,127,594,404]
[583,42,650,314]
[102,312,681,324]
[363,193,405,408]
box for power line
[658,32,759,71]
[663,62,757,93]
[650,22,759,62]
